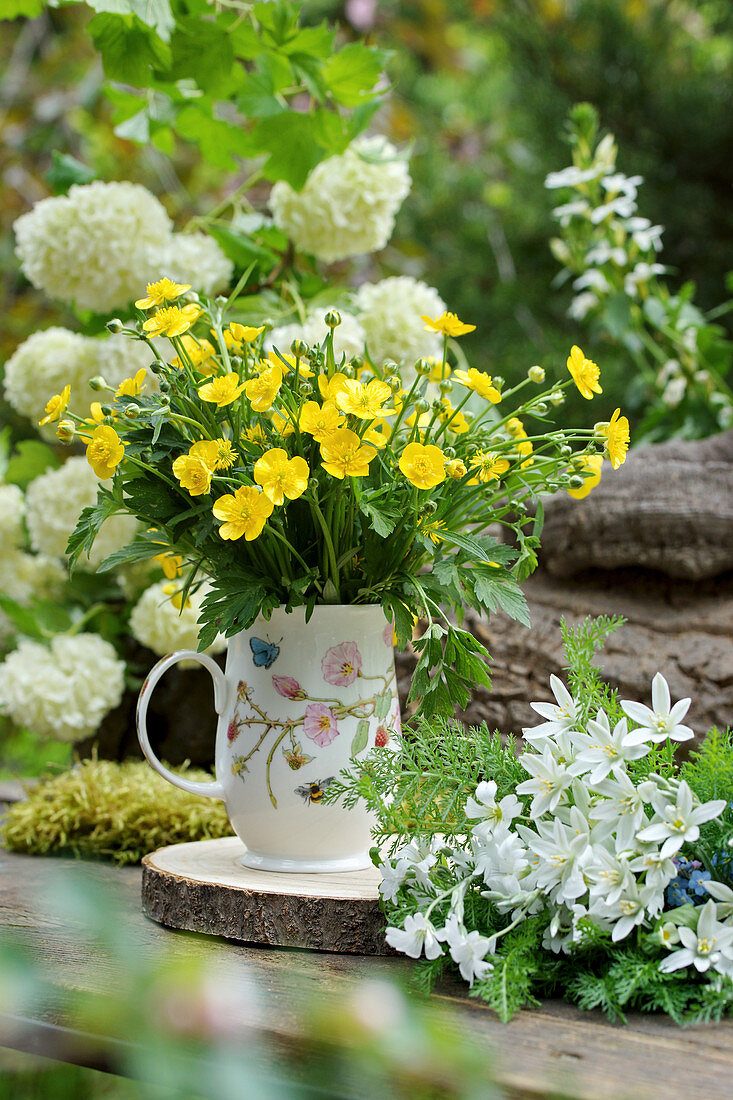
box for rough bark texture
[537,429,733,580]
[396,569,733,744]
[141,852,391,955]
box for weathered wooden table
[1,848,732,1099]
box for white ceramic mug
[136,604,400,873]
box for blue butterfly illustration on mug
[249,635,281,669]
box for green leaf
[174,105,256,170]
[0,0,42,17]
[437,529,497,560]
[206,223,278,271]
[5,441,60,490]
[89,13,171,85]
[114,109,150,143]
[123,479,182,522]
[322,42,385,107]
[0,428,11,483]
[85,0,174,42]
[45,152,97,195]
[0,596,46,641]
[67,490,121,571]
[351,719,370,758]
[473,569,531,628]
[374,691,391,721]
[168,17,236,95]
[252,112,321,188]
[96,537,160,573]
[359,495,399,538]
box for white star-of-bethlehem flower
[621,672,694,745]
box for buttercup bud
[446,458,467,479]
[534,402,548,416]
[528,365,545,383]
[230,356,243,371]
[549,390,564,406]
[324,310,341,329]
[415,358,432,377]
[492,376,504,389]
[106,318,124,334]
[414,399,429,414]
[389,378,402,394]
[149,360,166,375]
[56,420,75,443]
[439,380,453,395]
[423,500,438,514]
[349,355,364,371]
[89,376,109,392]
[559,444,572,457]
[383,360,399,376]
[568,474,586,489]
[182,290,199,304]
[299,382,313,397]
[291,339,309,358]
[124,404,139,419]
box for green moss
[1,759,234,864]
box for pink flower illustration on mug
[383,622,394,647]
[322,641,362,686]
[303,703,340,747]
[272,674,306,700]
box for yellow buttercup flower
[421,311,476,337]
[86,425,125,479]
[270,409,295,438]
[199,373,247,408]
[39,384,71,426]
[116,367,147,398]
[172,454,212,496]
[567,454,604,499]
[362,419,391,450]
[452,368,501,403]
[299,401,343,443]
[142,303,201,338]
[135,278,190,310]
[445,458,467,479]
[213,486,273,541]
[154,551,183,579]
[213,438,238,470]
[517,438,534,468]
[427,358,451,383]
[440,401,470,434]
[162,582,190,611]
[265,350,314,380]
[227,322,265,345]
[172,336,217,375]
[399,442,446,489]
[320,428,377,479]
[336,379,395,421]
[470,451,510,483]
[244,363,282,412]
[567,345,602,400]
[421,519,447,544]
[254,448,310,506]
[599,408,630,469]
[89,402,105,424]
[317,372,349,404]
[506,417,526,438]
[188,440,220,471]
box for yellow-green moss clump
[2,759,234,864]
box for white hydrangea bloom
[0,484,25,556]
[25,457,137,571]
[4,329,158,426]
[354,276,445,365]
[159,232,233,297]
[0,632,125,741]
[0,550,66,606]
[129,580,226,657]
[268,307,366,362]
[269,135,411,263]
[14,181,172,313]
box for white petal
[621,700,654,725]
[651,672,671,715]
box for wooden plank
[141,837,391,954]
[1,850,733,1099]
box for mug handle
[136,650,229,800]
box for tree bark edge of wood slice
[141,837,393,956]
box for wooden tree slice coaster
[141,836,392,955]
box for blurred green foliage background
[2,0,732,423]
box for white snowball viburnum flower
[159,233,233,297]
[354,277,446,365]
[621,672,695,745]
[24,457,138,571]
[4,330,157,426]
[268,308,366,362]
[14,181,172,313]
[0,550,66,605]
[0,485,25,555]
[269,135,411,263]
[129,580,226,657]
[0,632,125,741]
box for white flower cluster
[25,457,138,571]
[269,136,411,263]
[0,482,66,640]
[354,277,446,365]
[129,580,226,657]
[0,484,25,557]
[0,632,125,742]
[4,328,155,426]
[14,181,231,313]
[383,672,730,986]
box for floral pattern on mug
[322,641,362,686]
[273,674,306,700]
[303,702,340,747]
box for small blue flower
[687,869,712,897]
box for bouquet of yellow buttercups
[47,279,629,716]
